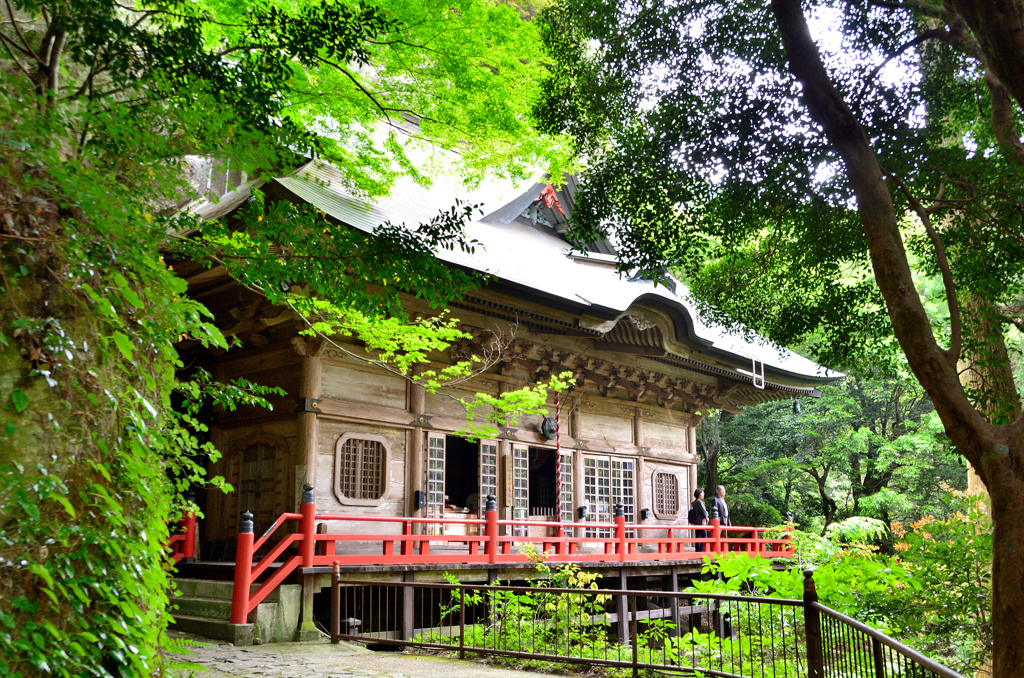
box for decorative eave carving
[451,327,743,414]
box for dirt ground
[169,634,565,678]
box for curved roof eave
[268,164,843,386]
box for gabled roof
[271,161,842,390]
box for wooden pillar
[402,571,415,641]
[616,568,629,644]
[497,382,512,526]
[293,338,325,489]
[207,362,227,542]
[573,448,585,521]
[689,463,698,506]
[667,565,684,636]
[297,572,320,640]
[688,421,699,499]
[633,407,643,448]
[408,366,426,522]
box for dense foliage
[694,489,992,675]
[0,1,567,675]
[698,373,966,536]
[537,0,1024,671]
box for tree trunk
[985,452,1024,675]
[949,0,1024,115]
[770,1,1024,674]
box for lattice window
[479,441,498,516]
[654,472,679,518]
[426,434,445,534]
[334,435,390,506]
[584,456,611,539]
[559,452,574,536]
[512,445,529,536]
[611,458,635,537]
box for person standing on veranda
[690,489,708,552]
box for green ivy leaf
[111,332,134,362]
[11,389,29,413]
[47,492,76,519]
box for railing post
[182,490,197,560]
[485,494,498,563]
[630,593,639,678]
[230,511,254,625]
[401,520,412,556]
[803,569,825,678]
[299,483,315,568]
[614,504,626,562]
[331,562,341,644]
[872,637,885,678]
[459,585,466,660]
[709,517,721,554]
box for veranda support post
[331,562,341,644]
[485,494,498,563]
[299,483,315,568]
[708,503,720,554]
[230,511,254,625]
[182,490,197,561]
[803,569,824,678]
[614,504,626,562]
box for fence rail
[168,509,197,564]
[226,486,793,624]
[328,570,965,678]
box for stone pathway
[169,635,554,678]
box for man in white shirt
[713,485,731,526]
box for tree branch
[45,29,66,108]
[885,169,961,366]
[948,0,1024,113]
[770,0,993,479]
[864,0,947,17]
[984,67,1024,166]
[853,29,948,111]
[2,0,39,61]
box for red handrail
[168,509,197,564]
[227,488,794,626]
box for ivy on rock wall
[0,0,568,675]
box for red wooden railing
[169,509,197,564]
[228,485,793,625]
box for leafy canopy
[0,0,567,675]
[535,0,1024,378]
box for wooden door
[239,441,281,538]
[611,458,636,536]
[511,444,529,535]
[478,439,498,516]
[583,454,611,538]
[559,451,574,536]
[425,432,445,534]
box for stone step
[169,614,254,646]
[173,579,234,600]
[172,578,292,603]
[171,596,245,620]
[169,580,304,645]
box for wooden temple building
[168,159,840,644]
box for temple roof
[270,161,843,392]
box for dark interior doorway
[529,447,557,516]
[444,435,479,512]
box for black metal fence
[329,568,965,678]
